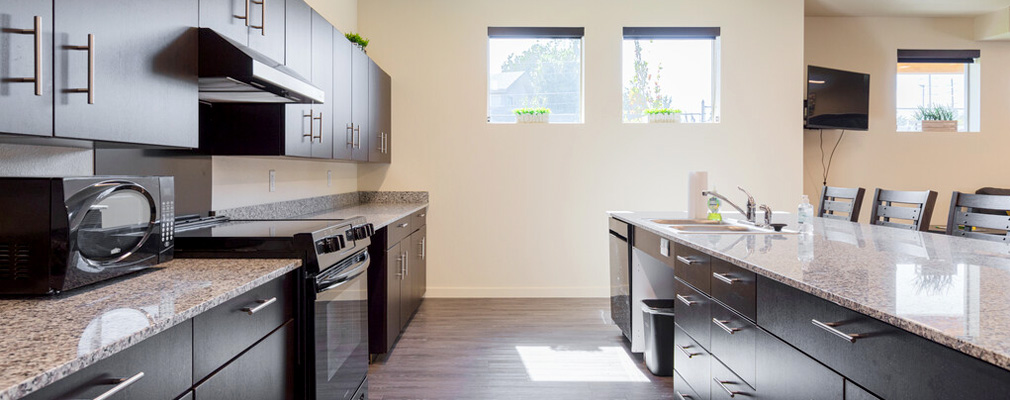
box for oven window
[315,269,369,399]
[77,189,153,261]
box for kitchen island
[611,211,1010,399]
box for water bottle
[797,195,814,234]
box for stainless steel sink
[650,219,724,225]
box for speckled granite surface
[0,258,300,400]
[611,211,1010,371]
[214,191,428,221]
[295,202,428,229]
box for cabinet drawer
[674,323,710,400]
[609,217,629,238]
[674,371,704,400]
[710,301,756,388]
[675,278,712,351]
[411,207,428,229]
[194,320,295,400]
[845,380,880,400]
[710,359,755,400]
[674,243,711,294]
[755,326,843,400]
[710,258,755,321]
[757,275,1010,400]
[632,227,673,267]
[387,215,413,248]
[193,271,295,382]
[25,320,192,400]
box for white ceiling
[806,0,1010,17]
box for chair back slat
[946,192,1010,241]
[869,188,937,232]
[817,186,865,222]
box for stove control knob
[363,223,374,237]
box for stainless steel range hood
[198,28,324,104]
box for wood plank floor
[368,298,674,400]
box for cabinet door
[368,61,391,163]
[350,48,370,161]
[0,0,53,136]
[283,0,311,79]
[194,320,296,400]
[54,0,198,147]
[309,11,332,159]
[385,242,402,349]
[331,29,353,160]
[246,0,285,63]
[198,0,248,47]
[284,104,313,157]
[756,327,844,400]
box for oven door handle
[317,256,370,293]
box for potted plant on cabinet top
[915,105,957,132]
[514,107,550,123]
[345,32,369,52]
[644,108,682,123]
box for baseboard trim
[424,286,609,298]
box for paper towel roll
[687,171,708,219]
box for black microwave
[0,176,175,294]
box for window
[487,27,584,123]
[622,27,721,123]
[896,49,981,132]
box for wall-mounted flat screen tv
[804,65,870,131]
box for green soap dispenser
[707,188,722,221]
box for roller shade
[898,49,980,64]
[487,27,584,38]
[623,27,720,39]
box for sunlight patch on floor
[515,346,650,382]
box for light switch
[269,170,276,192]
[660,238,669,257]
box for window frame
[486,27,586,124]
[620,27,722,124]
[895,49,981,133]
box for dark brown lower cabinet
[368,210,428,354]
[755,328,843,400]
[845,380,880,400]
[194,320,296,400]
[24,320,193,400]
[176,391,194,400]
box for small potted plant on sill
[644,108,682,123]
[345,32,369,53]
[514,107,550,123]
[915,105,957,132]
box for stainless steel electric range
[174,216,374,400]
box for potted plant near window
[644,108,682,123]
[915,105,957,132]
[345,32,369,53]
[514,107,550,123]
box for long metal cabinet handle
[313,112,323,141]
[712,318,740,335]
[11,16,42,95]
[405,250,409,277]
[68,34,95,104]
[675,294,696,306]
[811,319,860,343]
[712,272,739,285]
[241,297,277,315]
[396,253,403,277]
[91,372,145,400]
[353,125,361,148]
[303,110,313,139]
[676,344,696,358]
[250,0,265,35]
[397,222,409,228]
[420,237,426,259]
[676,255,701,265]
[236,0,250,24]
[346,123,354,147]
[713,378,741,398]
[675,392,693,400]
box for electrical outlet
[327,170,332,187]
[269,170,276,192]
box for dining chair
[868,189,937,231]
[817,186,866,222]
[946,191,1010,242]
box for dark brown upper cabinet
[199,0,285,63]
[368,59,391,163]
[284,0,312,80]
[0,0,53,138]
[350,47,370,161]
[331,27,354,160]
[309,10,333,159]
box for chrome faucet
[759,204,773,228]
[702,186,757,224]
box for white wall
[803,17,1010,225]
[212,157,357,210]
[357,0,806,297]
[306,0,357,34]
[0,144,93,177]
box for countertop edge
[608,212,1010,372]
[364,203,429,229]
[2,260,301,400]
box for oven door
[314,250,370,400]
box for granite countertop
[0,258,301,400]
[296,202,428,229]
[611,210,1010,371]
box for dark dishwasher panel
[609,218,631,340]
